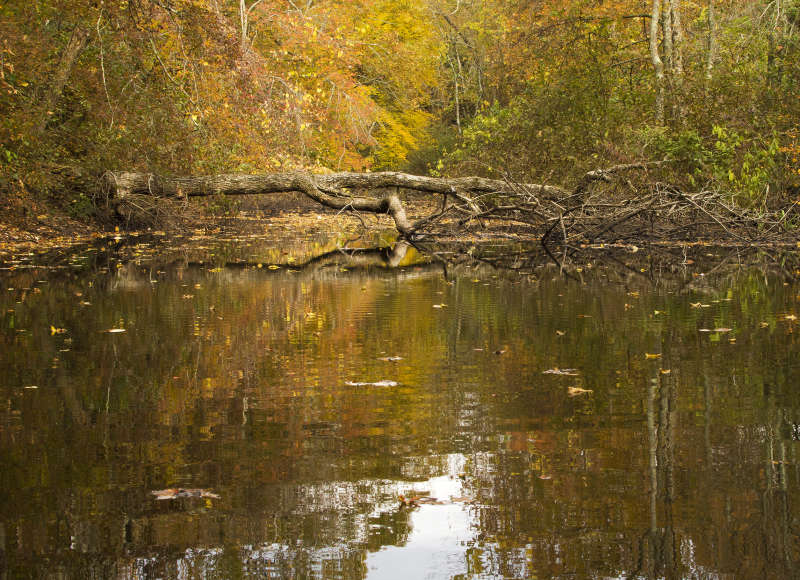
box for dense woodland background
[0,0,799,222]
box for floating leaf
[398,494,443,508]
[107,328,126,333]
[151,488,220,500]
[543,368,579,376]
[567,386,593,397]
[378,356,403,362]
[644,353,662,359]
[450,496,476,504]
[345,380,399,387]
[50,326,66,335]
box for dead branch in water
[101,167,799,245]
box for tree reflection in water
[1,237,799,578]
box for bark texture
[102,170,567,236]
[649,0,665,125]
[36,25,90,134]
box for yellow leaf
[645,353,662,359]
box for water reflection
[1,236,799,578]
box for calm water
[1,233,800,579]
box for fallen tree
[101,167,800,245]
[102,170,565,236]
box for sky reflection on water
[1,237,799,578]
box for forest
[4,4,800,577]
[1,0,799,241]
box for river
[1,232,799,578]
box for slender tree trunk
[661,0,674,76]
[705,0,716,86]
[449,53,462,134]
[766,0,785,101]
[239,0,264,56]
[239,0,250,55]
[670,0,686,124]
[649,0,665,125]
[36,24,90,134]
[661,0,675,123]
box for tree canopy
[1,0,798,212]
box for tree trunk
[102,170,567,236]
[36,24,90,134]
[670,0,686,123]
[661,0,674,76]
[705,0,716,86]
[649,0,665,125]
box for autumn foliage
[0,0,798,214]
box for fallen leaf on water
[450,496,476,504]
[398,494,442,508]
[713,327,732,333]
[151,488,220,500]
[345,380,399,387]
[645,353,662,359]
[106,328,126,333]
[760,322,770,328]
[378,356,403,362]
[543,368,579,376]
[555,330,566,336]
[660,369,671,374]
[432,303,446,308]
[50,326,66,335]
[414,496,442,504]
[567,386,593,397]
[784,314,798,321]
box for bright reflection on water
[1,233,800,579]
